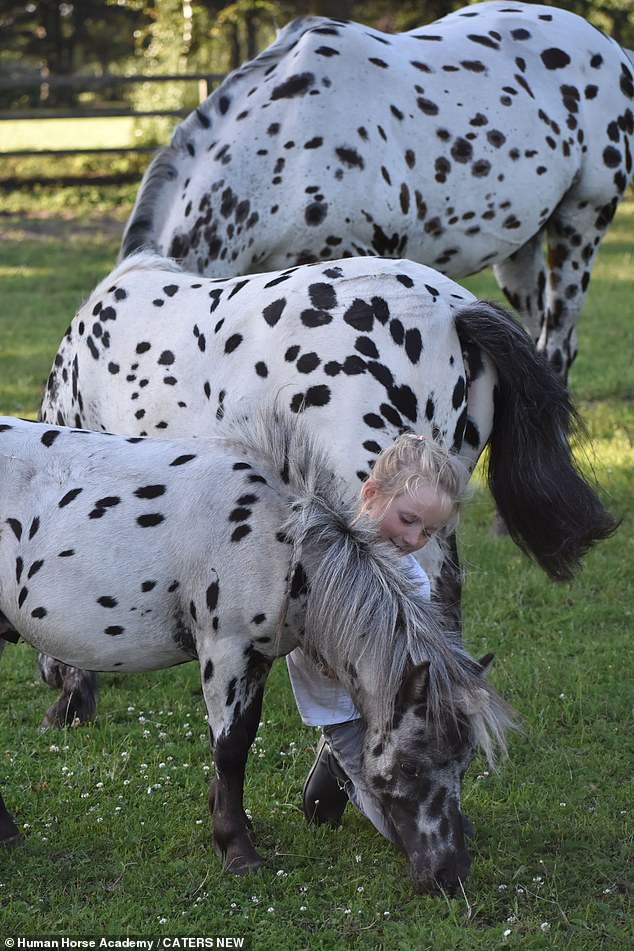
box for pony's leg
[38,656,98,729]
[493,231,547,345]
[0,791,21,847]
[540,194,621,382]
[205,659,271,875]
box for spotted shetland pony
[0,406,513,894]
[37,254,615,728]
[120,2,634,380]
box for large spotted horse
[37,254,615,728]
[0,405,514,894]
[120,2,634,381]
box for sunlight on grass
[0,265,51,278]
[1,116,140,152]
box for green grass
[0,190,631,949]
[1,116,142,152]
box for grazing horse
[120,2,634,381]
[0,406,513,894]
[38,254,615,727]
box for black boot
[302,736,350,825]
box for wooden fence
[0,71,224,162]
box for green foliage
[0,194,631,948]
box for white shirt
[286,554,430,726]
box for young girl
[286,433,470,842]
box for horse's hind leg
[0,791,21,847]
[38,655,98,728]
[204,658,272,875]
[493,230,547,346]
[539,193,622,381]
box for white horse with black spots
[37,254,615,727]
[120,2,634,381]
[0,405,514,894]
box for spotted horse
[37,254,616,726]
[0,405,514,894]
[120,2,634,382]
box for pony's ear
[398,662,430,706]
[478,652,495,674]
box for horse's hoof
[490,512,510,538]
[224,852,265,876]
[1,831,23,849]
[40,693,94,729]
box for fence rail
[0,71,224,171]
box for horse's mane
[120,17,320,259]
[220,401,515,765]
[89,251,182,302]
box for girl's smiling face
[361,480,453,555]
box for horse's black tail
[454,302,617,581]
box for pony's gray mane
[120,17,320,260]
[221,401,514,765]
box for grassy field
[0,187,631,950]
[1,117,141,153]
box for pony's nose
[434,850,472,895]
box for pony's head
[358,652,513,895]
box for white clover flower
[540,922,551,932]
[49,744,60,753]
[503,929,512,938]
[357,886,364,893]
[267,907,275,913]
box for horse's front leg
[203,656,271,875]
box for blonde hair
[360,433,471,532]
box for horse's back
[147,3,632,278]
[41,256,490,486]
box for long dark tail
[455,302,617,581]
